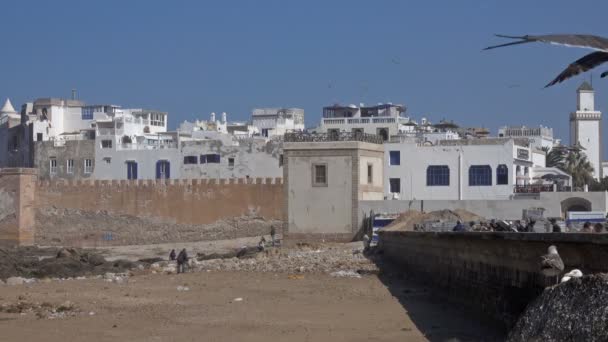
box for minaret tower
[570,81,602,179]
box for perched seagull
[560,269,583,283]
[540,245,565,285]
[484,34,608,87]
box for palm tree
[561,145,594,188]
[543,144,594,189]
[543,146,567,168]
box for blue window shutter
[165,161,170,179]
[133,163,138,180]
[200,155,207,164]
[156,161,161,179]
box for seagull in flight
[484,34,608,87]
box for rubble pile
[385,209,483,232]
[508,274,608,342]
[150,243,378,275]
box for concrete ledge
[284,232,356,245]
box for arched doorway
[561,197,592,215]
[377,128,388,141]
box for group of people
[167,226,279,274]
[452,218,607,233]
[169,248,189,273]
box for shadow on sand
[367,254,507,342]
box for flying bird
[484,34,608,87]
[540,245,565,285]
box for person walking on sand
[270,225,277,247]
[169,249,176,261]
[176,248,188,274]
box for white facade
[318,103,410,140]
[384,138,556,200]
[498,125,556,151]
[251,108,304,137]
[570,82,602,180]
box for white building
[318,103,410,141]
[251,108,304,137]
[570,82,602,180]
[498,125,556,151]
[384,138,569,200]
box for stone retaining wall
[378,231,608,328]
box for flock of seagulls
[484,34,608,87]
[539,245,583,286]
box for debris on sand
[0,299,79,319]
[330,270,362,278]
[384,209,484,232]
[508,273,608,342]
[0,246,139,281]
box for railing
[513,185,572,193]
[284,132,384,144]
[372,117,396,123]
[117,143,178,150]
[323,118,346,125]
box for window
[126,161,138,180]
[496,164,508,185]
[184,156,198,165]
[228,158,235,167]
[200,155,207,164]
[81,107,93,120]
[389,178,401,193]
[389,151,400,165]
[312,163,327,187]
[205,154,220,163]
[84,159,93,174]
[367,164,373,184]
[469,165,492,186]
[150,113,165,126]
[11,136,18,150]
[66,159,74,174]
[156,160,170,179]
[103,157,111,164]
[261,129,269,137]
[427,165,450,186]
[279,154,284,167]
[36,133,43,142]
[49,158,57,175]
[101,140,112,149]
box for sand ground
[0,270,504,342]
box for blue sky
[2,0,608,152]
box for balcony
[284,132,384,144]
[513,184,572,193]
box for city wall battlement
[1,168,285,246]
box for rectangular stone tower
[283,132,384,243]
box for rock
[508,274,608,342]
[103,272,115,280]
[6,277,26,285]
[0,279,4,285]
[176,285,190,291]
[56,248,79,259]
[330,270,362,278]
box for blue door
[127,161,138,180]
[156,160,170,179]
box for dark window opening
[496,164,509,185]
[36,133,43,142]
[469,165,492,186]
[427,165,450,186]
[367,164,373,184]
[183,156,198,164]
[228,158,235,167]
[389,178,401,193]
[389,151,400,165]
